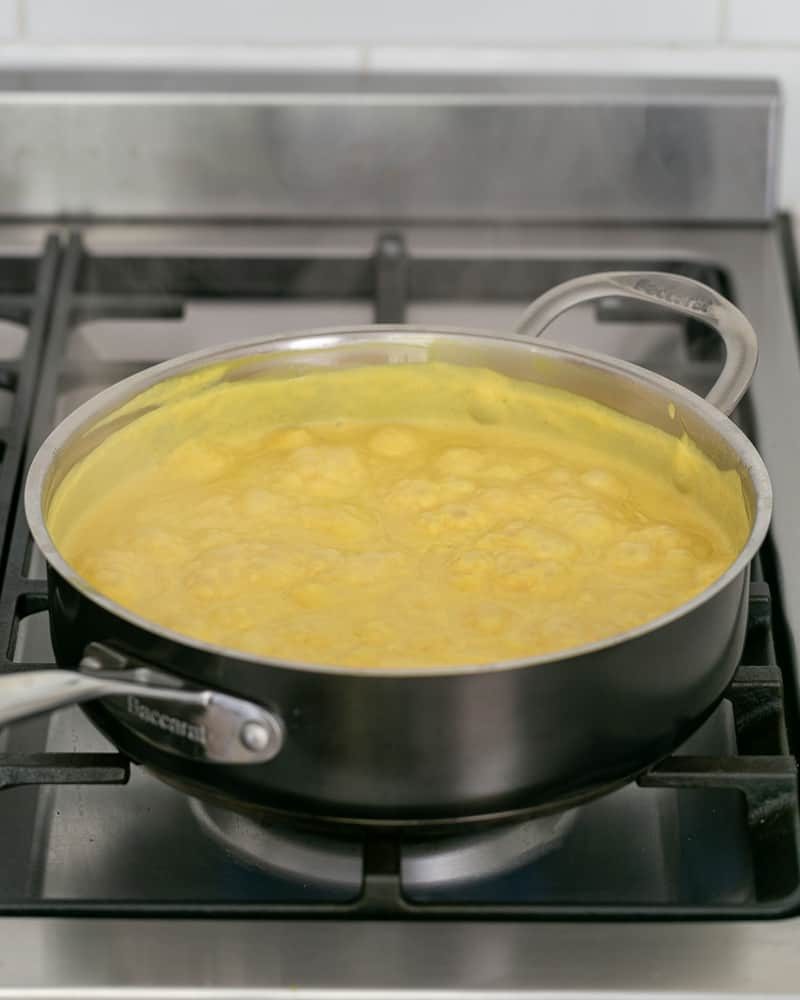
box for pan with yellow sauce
[47,362,750,669]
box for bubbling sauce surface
[48,361,749,668]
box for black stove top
[0,229,796,919]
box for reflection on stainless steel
[0,75,779,222]
[401,809,578,890]
[191,799,362,889]
[0,916,796,998]
[190,798,579,891]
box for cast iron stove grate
[0,231,796,917]
[0,234,128,796]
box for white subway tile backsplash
[24,0,721,46]
[726,0,800,44]
[0,0,17,39]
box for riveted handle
[0,643,284,766]
[514,271,758,416]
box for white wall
[2,0,800,211]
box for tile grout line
[6,42,800,57]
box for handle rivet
[240,720,270,753]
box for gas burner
[190,798,579,890]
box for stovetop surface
[0,221,793,915]
[0,219,797,994]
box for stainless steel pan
[0,271,771,826]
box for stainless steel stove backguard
[0,74,779,223]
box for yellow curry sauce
[47,361,750,668]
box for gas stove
[0,73,796,996]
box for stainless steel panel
[0,74,780,222]
[0,917,798,998]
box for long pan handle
[0,645,283,765]
[0,668,119,727]
[514,271,758,416]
